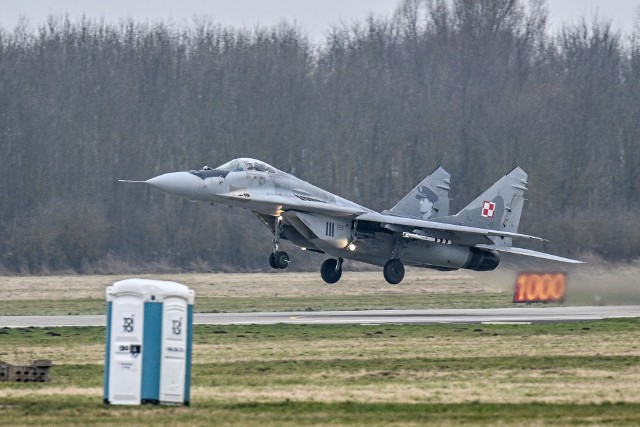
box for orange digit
[552,274,566,301]
[514,274,527,302]
[527,275,539,301]
[539,274,552,301]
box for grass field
[0,270,511,315]
[1,320,640,425]
[1,269,640,425]
[1,263,638,315]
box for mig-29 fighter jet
[122,158,581,284]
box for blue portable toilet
[104,279,194,405]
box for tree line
[1,0,639,274]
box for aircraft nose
[146,172,204,199]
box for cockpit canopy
[215,158,278,174]
[191,158,280,179]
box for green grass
[3,352,636,391]
[0,299,105,316]
[0,292,520,316]
[192,293,514,312]
[2,318,636,345]
[1,320,640,425]
[1,397,639,426]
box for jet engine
[463,248,500,271]
[398,241,500,272]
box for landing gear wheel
[269,252,277,269]
[320,258,343,284]
[273,251,290,269]
[383,259,405,284]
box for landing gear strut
[320,258,343,284]
[383,259,404,284]
[269,216,289,269]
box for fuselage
[144,158,498,272]
[147,158,369,218]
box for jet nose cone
[146,172,203,199]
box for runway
[1,306,639,328]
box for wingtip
[431,165,450,176]
[506,165,527,178]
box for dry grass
[0,270,490,301]
[2,261,639,305]
[1,366,638,405]
[0,387,103,398]
[4,322,638,367]
[191,333,640,364]
[185,366,640,404]
[0,344,106,365]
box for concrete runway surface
[1,306,639,328]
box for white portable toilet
[104,279,194,406]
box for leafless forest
[1,0,639,273]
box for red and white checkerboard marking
[481,201,496,218]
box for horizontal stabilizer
[475,245,584,264]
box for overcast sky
[1,0,638,40]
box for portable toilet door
[159,294,189,404]
[104,282,145,405]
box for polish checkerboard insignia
[481,201,496,218]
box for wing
[248,194,372,218]
[355,212,583,264]
[356,212,544,243]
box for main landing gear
[269,216,290,269]
[320,258,405,284]
[383,259,405,285]
[321,258,343,284]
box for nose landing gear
[269,251,290,269]
[269,215,290,269]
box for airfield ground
[1,261,639,315]
[1,267,640,425]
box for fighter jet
[121,158,581,284]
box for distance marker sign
[513,273,567,303]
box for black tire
[269,253,277,269]
[274,251,290,269]
[383,259,405,285]
[320,258,342,284]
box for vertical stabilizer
[385,166,451,220]
[435,167,528,245]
